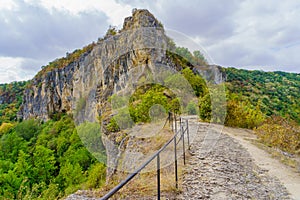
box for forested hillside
[0,115,106,199]
[224,68,300,155]
[225,68,300,124]
[0,81,28,124]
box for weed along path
[179,117,300,200]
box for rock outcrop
[19,9,167,122]
[18,9,226,180]
[19,9,225,122]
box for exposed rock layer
[18,9,225,122]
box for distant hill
[225,67,300,124]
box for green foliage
[225,99,265,129]
[33,43,95,80]
[186,101,198,115]
[129,84,180,123]
[33,145,56,184]
[0,81,28,124]
[198,93,212,121]
[174,47,208,66]
[0,115,106,199]
[86,163,106,188]
[193,50,207,64]
[106,26,117,36]
[198,84,227,124]
[225,68,300,124]
[0,123,14,136]
[111,108,134,130]
[15,119,40,141]
[107,117,120,132]
[175,47,194,64]
[255,116,300,154]
[58,162,84,188]
[198,86,264,128]
[76,122,106,164]
[182,68,207,97]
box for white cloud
[26,0,133,26]
[0,57,38,83]
[0,0,110,83]
[0,0,18,11]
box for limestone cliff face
[20,62,77,121]
[19,9,166,122]
[19,9,225,122]
[19,9,226,178]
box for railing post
[174,134,178,189]
[182,122,186,165]
[180,117,182,127]
[186,119,190,150]
[157,154,160,200]
[174,113,177,133]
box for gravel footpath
[178,120,290,200]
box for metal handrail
[100,112,189,200]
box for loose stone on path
[178,119,290,199]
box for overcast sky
[0,0,299,83]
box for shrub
[86,163,106,189]
[0,123,14,136]
[255,116,300,154]
[186,101,197,115]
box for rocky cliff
[19,9,165,122]
[19,9,225,123]
[18,9,226,179]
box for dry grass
[92,160,185,199]
[251,139,300,171]
[92,124,189,199]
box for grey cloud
[0,1,109,60]
[20,58,45,72]
[157,0,239,38]
[117,0,300,72]
[117,0,240,43]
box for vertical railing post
[174,134,178,189]
[174,113,177,133]
[180,117,182,127]
[186,119,190,150]
[182,122,186,165]
[168,112,171,131]
[157,154,160,200]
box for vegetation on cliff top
[35,43,96,80]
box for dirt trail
[179,117,300,199]
[222,126,300,200]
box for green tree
[33,145,56,184]
[186,101,198,115]
[86,163,106,188]
[58,162,84,189]
[15,119,40,141]
[182,68,207,97]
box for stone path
[178,118,291,199]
